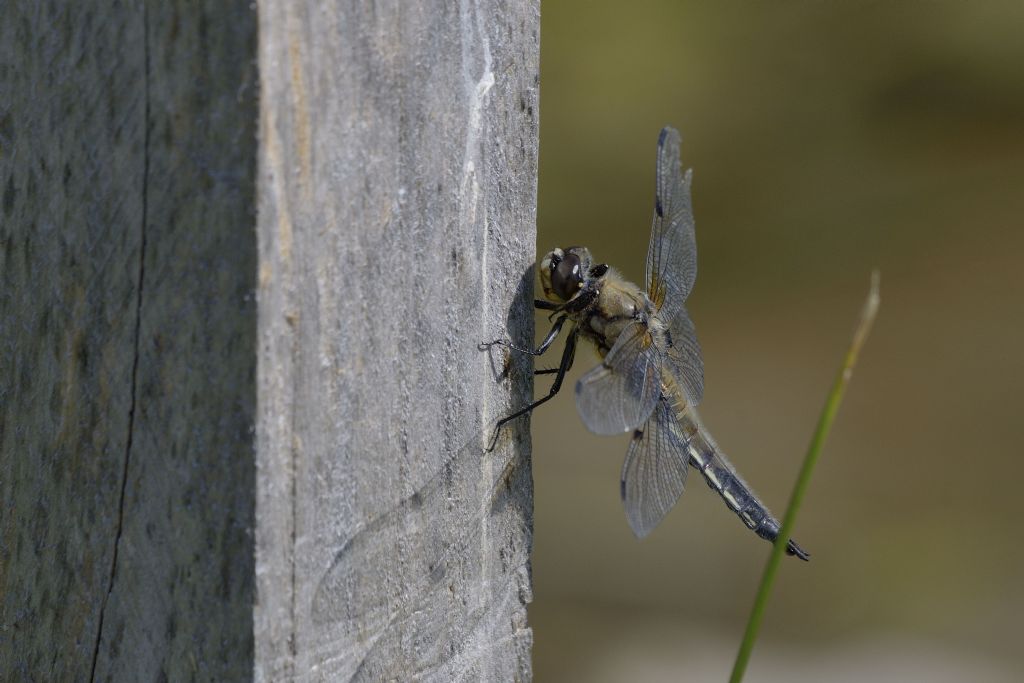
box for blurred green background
[528,2,1024,681]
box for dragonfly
[483,126,809,559]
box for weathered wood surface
[1,2,257,680]
[255,1,539,681]
[2,0,536,679]
[0,4,145,679]
[92,3,259,681]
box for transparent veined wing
[621,395,690,538]
[646,127,697,326]
[665,304,704,405]
[575,323,662,435]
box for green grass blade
[729,271,881,683]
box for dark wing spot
[655,194,663,218]
[658,127,669,147]
[622,427,645,500]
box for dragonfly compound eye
[551,252,583,301]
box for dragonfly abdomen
[675,406,810,560]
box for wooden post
[255,0,539,679]
[1,1,537,680]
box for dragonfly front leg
[486,330,577,451]
[533,298,561,311]
[480,313,568,356]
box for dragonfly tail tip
[786,539,811,562]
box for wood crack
[88,5,149,680]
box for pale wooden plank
[255,0,539,680]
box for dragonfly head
[540,246,607,303]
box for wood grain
[1,0,536,679]
[255,0,539,680]
[1,2,257,680]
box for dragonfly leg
[480,314,568,356]
[486,331,577,451]
[534,298,561,311]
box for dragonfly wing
[621,396,690,538]
[665,304,704,405]
[575,323,662,435]
[646,127,697,326]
